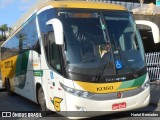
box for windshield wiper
[95,34,139,82]
[119,52,138,78]
[94,13,116,82]
[112,34,138,78]
[94,50,112,82]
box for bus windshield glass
[59,10,145,76]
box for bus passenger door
[46,71,65,112]
[44,24,66,112]
[26,34,41,101]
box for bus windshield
[59,10,145,76]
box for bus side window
[15,14,40,54]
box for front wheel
[37,87,48,115]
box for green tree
[0,26,4,36]
[0,35,3,40]
[0,24,8,37]
[0,34,6,41]
[0,24,13,41]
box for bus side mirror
[135,20,160,44]
[46,18,64,45]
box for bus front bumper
[64,86,150,118]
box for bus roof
[40,1,126,10]
[6,0,126,44]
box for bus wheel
[5,79,14,96]
[38,87,47,115]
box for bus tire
[5,79,14,96]
[38,87,47,116]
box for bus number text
[97,86,113,91]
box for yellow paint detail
[0,56,18,91]
[118,87,138,92]
[39,1,126,11]
[32,64,38,67]
[75,81,137,93]
[53,97,63,112]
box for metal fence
[145,52,160,81]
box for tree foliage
[0,24,12,41]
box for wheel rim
[40,92,45,105]
[38,89,46,109]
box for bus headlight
[141,79,150,89]
[60,83,94,98]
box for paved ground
[150,81,160,106]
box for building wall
[104,0,155,4]
[90,0,145,11]
[134,14,160,29]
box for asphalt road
[0,91,160,120]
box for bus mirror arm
[135,20,160,44]
[46,18,64,45]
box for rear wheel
[5,79,14,96]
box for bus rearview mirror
[46,18,64,45]
[135,20,160,44]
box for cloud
[19,0,38,12]
[0,0,14,8]
[20,0,30,3]
[19,6,30,13]
[0,0,38,12]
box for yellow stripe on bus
[75,81,137,94]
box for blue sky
[0,0,37,27]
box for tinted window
[38,8,62,73]
[1,14,40,60]
[16,15,40,54]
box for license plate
[112,102,126,110]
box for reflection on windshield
[59,11,145,76]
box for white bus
[0,0,159,118]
